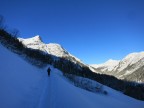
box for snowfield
[0,44,144,108]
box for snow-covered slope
[18,36,81,62]
[91,52,144,82]
[0,44,46,108]
[0,44,144,108]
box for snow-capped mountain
[91,59,120,71]
[91,52,144,83]
[18,35,82,64]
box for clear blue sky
[0,0,144,64]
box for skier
[47,67,51,77]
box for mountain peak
[124,51,144,60]
[90,59,120,71]
[106,59,119,63]
[31,35,42,42]
[98,59,120,67]
[18,35,43,45]
[18,36,67,57]
[18,36,82,63]
[118,51,144,69]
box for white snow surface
[0,44,144,108]
[91,59,120,71]
[18,36,81,62]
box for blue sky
[0,0,144,64]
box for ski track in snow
[38,71,57,108]
[37,77,48,108]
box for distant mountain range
[91,52,144,83]
[18,36,144,83]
